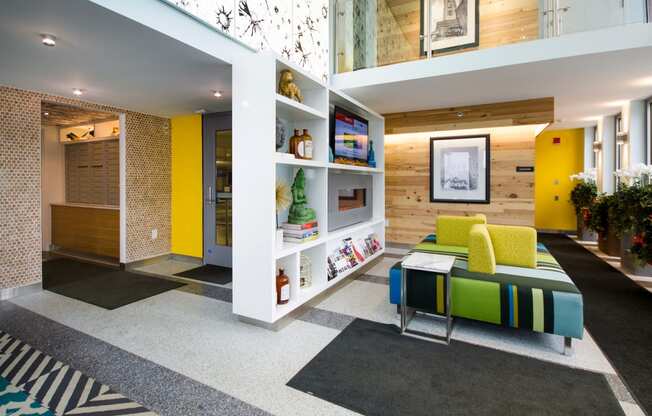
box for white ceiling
[0,0,232,117]
[335,30,652,130]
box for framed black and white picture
[421,0,479,55]
[430,135,490,204]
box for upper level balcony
[334,0,650,74]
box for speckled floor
[0,249,645,416]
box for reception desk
[51,203,119,259]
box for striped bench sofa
[389,228,584,352]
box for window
[648,98,652,164]
[615,113,624,190]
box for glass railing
[334,0,649,73]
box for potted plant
[589,194,621,256]
[570,171,598,241]
[615,165,652,276]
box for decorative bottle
[276,268,290,305]
[297,129,313,160]
[289,129,301,156]
[367,140,376,168]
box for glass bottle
[289,129,301,156]
[367,140,376,168]
[276,268,290,305]
[299,129,313,160]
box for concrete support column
[583,126,595,172]
[623,100,647,167]
[599,116,616,194]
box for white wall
[599,116,616,194]
[623,100,647,166]
[41,126,65,251]
[583,126,595,171]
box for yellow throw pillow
[486,225,537,269]
[468,224,496,274]
[437,215,487,247]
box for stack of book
[282,220,319,244]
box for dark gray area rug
[539,233,652,414]
[174,264,232,285]
[288,318,623,416]
[43,258,184,310]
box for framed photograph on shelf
[430,135,490,204]
[421,0,479,55]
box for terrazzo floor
[0,245,645,416]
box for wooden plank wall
[385,129,536,244]
[377,0,539,67]
[385,98,554,134]
[384,98,553,244]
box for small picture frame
[421,0,480,55]
[430,135,490,204]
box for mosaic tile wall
[0,85,171,290]
[171,0,330,82]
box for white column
[600,116,616,194]
[583,126,595,172]
[623,100,647,167]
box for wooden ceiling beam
[384,97,554,134]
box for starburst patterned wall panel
[172,0,330,82]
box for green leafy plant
[570,181,597,216]
[588,194,616,235]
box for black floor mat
[43,258,184,310]
[174,265,232,285]
[539,233,652,414]
[288,318,623,416]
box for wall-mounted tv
[331,106,369,164]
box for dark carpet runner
[539,233,652,414]
[288,318,623,416]
[174,265,232,285]
[43,258,184,310]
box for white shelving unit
[233,52,385,324]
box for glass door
[203,112,232,267]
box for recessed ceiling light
[213,90,222,98]
[72,88,83,96]
[456,112,464,118]
[41,34,56,47]
[43,112,49,116]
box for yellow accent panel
[171,114,203,258]
[437,215,487,247]
[535,128,584,231]
[487,224,537,268]
[468,224,496,274]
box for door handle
[207,186,213,204]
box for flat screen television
[331,106,369,163]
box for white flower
[570,171,596,183]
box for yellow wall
[535,128,584,231]
[171,114,203,258]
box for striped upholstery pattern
[390,235,584,340]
